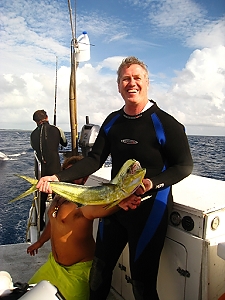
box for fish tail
[9,175,38,203]
[15,174,38,185]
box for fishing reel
[79,120,100,157]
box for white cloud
[127,0,225,50]
[148,0,205,28]
[0,0,224,136]
[1,44,224,136]
[153,46,225,133]
[187,17,225,48]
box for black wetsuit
[56,100,193,300]
[30,121,67,230]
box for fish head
[111,159,141,184]
[117,160,146,194]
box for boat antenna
[67,0,79,155]
[53,56,58,126]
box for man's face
[118,64,149,105]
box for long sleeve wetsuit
[56,100,193,300]
[30,121,67,230]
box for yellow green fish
[10,159,146,208]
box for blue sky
[0,0,225,135]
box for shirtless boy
[27,156,141,300]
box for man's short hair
[33,110,48,123]
[117,56,149,83]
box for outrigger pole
[68,0,79,155]
[53,56,58,126]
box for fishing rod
[68,0,77,48]
[67,0,92,156]
[67,0,79,155]
[53,56,58,126]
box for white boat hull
[1,171,225,300]
[89,170,225,300]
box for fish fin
[15,174,38,185]
[9,185,37,203]
[140,182,146,192]
[49,181,82,203]
[102,182,117,187]
[9,175,38,203]
[104,181,146,210]
[103,200,120,210]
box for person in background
[30,109,67,230]
[27,156,141,300]
[36,56,193,300]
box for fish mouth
[129,161,142,174]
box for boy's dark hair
[62,155,84,170]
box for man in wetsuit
[36,56,193,299]
[27,156,140,300]
[30,109,67,230]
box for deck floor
[0,243,123,300]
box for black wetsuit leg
[89,214,128,300]
[128,208,168,300]
[89,200,168,300]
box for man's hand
[118,178,153,211]
[36,175,59,194]
[135,178,153,196]
[118,194,141,211]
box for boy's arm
[82,178,152,219]
[27,221,51,256]
[82,193,141,220]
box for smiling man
[36,56,193,300]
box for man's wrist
[53,174,60,182]
[146,178,153,190]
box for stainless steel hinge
[177,267,190,278]
[118,263,126,272]
[125,274,132,284]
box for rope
[53,56,58,126]
[40,123,47,163]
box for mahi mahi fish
[9,159,146,208]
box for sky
[0,0,225,136]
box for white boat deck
[0,242,123,299]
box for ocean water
[0,130,224,245]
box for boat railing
[26,152,42,243]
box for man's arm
[150,115,193,188]
[27,221,51,256]
[57,127,68,147]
